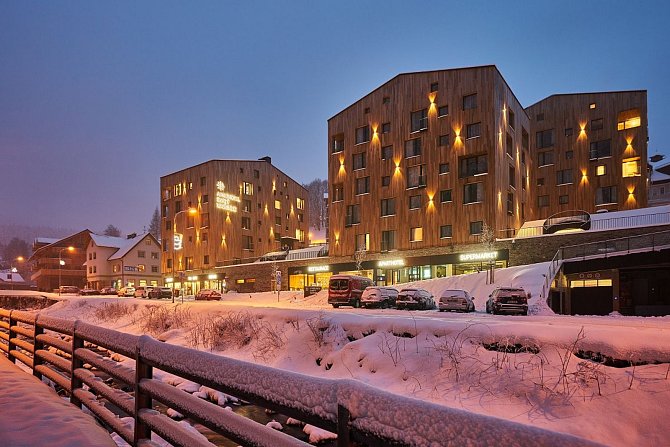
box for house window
[463,93,477,110]
[274,200,281,210]
[242,236,254,250]
[298,213,304,222]
[242,217,251,230]
[243,199,252,212]
[596,165,607,176]
[138,250,146,258]
[430,82,439,92]
[438,134,450,147]
[440,225,452,239]
[404,138,422,158]
[381,230,396,251]
[459,154,488,177]
[438,105,448,117]
[589,103,596,109]
[254,169,260,178]
[538,195,549,207]
[466,122,481,139]
[463,183,484,204]
[275,215,281,226]
[353,152,366,170]
[559,195,569,205]
[617,109,641,130]
[439,163,450,175]
[508,109,515,130]
[175,201,182,213]
[565,127,573,137]
[243,182,254,196]
[410,109,428,132]
[507,192,514,215]
[331,134,344,153]
[470,221,483,235]
[364,107,370,114]
[537,178,545,186]
[151,252,159,259]
[296,229,305,242]
[407,165,427,188]
[184,257,194,269]
[440,189,452,203]
[506,133,514,157]
[509,165,516,188]
[536,129,554,149]
[201,213,209,228]
[381,122,391,134]
[622,158,641,177]
[166,259,172,269]
[381,145,393,160]
[151,266,159,273]
[589,139,611,159]
[346,205,360,226]
[381,198,396,216]
[522,127,529,150]
[296,197,305,210]
[591,118,604,131]
[355,176,370,195]
[202,194,209,203]
[566,150,574,160]
[333,184,344,202]
[410,227,423,242]
[522,175,527,190]
[381,176,390,187]
[202,233,208,242]
[596,186,617,205]
[165,220,172,231]
[409,195,422,210]
[538,151,554,166]
[355,126,370,144]
[200,176,206,187]
[556,169,573,185]
[203,255,210,265]
[355,233,370,251]
[382,96,390,104]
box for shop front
[164,272,226,296]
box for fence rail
[0,309,599,447]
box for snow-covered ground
[26,263,670,446]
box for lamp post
[171,207,197,303]
[58,246,75,295]
[9,256,24,291]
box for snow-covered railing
[0,309,602,447]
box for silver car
[360,286,398,308]
[438,289,475,312]
[396,288,435,310]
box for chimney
[259,156,271,164]
[126,233,137,239]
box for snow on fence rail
[0,308,601,447]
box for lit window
[589,103,596,109]
[274,200,281,210]
[410,227,423,242]
[243,182,254,196]
[296,197,305,210]
[618,116,641,130]
[596,165,607,176]
[296,229,305,242]
[355,233,369,251]
[622,158,641,177]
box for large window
[407,164,427,188]
[440,225,452,239]
[241,216,251,230]
[243,182,254,196]
[440,189,452,203]
[459,154,488,177]
[536,129,554,149]
[538,151,554,166]
[463,183,484,204]
[589,139,611,159]
[381,145,393,160]
[591,118,603,131]
[622,158,641,177]
[410,227,423,242]
[353,152,366,170]
[331,135,344,153]
[509,165,516,188]
[470,221,483,235]
[618,109,641,130]
[355,125,370,144]
[556,169,573,185]
[242,236,254,250]
[463,93,477,110]
[409,195,422,210]
[355,176,370,195]
[466,122,481,139]
[507,192,514,215]
[506,133,514,157]
[538,195,549,208]
[381,230,396,251]
[381,198,396,216]
[411,109,428,132]
[333,184,344,202]
[596,186,617,205]
[355,233,370,251]
[404,138,422,158]
[508,109,515,130]
[346,204,360,226]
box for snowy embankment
[36,262,670,447]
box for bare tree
[103,224,121,237]
[303,179,328,231]
[353,248,366,272]
[148,207,161,240]
[480,221,496,284]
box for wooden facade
[327,66,533,258]
[526,91,648,219]
[160,158,309,288]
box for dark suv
[486,287,528,315]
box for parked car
[486,287,528,315]
[117,287,135,297]
[99,287,117,295]
[58,285,80,295]
[328,275,374,308]
[148,287,173,299]
[80,288,99,296]
[438,289,475,312]
[134,286,154,298]
[195,289,223,301]
[396,288,435,310]
[360,286,398,309]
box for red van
[328,275,373,308]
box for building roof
[651,169,670,183]
[0,270,26,283]
[107,233,159,260]
[34,237,60,245]
[28,229,92,262]
[525,90,647,110]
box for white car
[360,286,398,309]
[438,289,475,312]
[117,287,136,297]
[134,286,154,298]
[396,288,435,310]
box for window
[241,216,251,230]
[296,229,305,242]
[596,186,617,205]
[591,118,603,131]
[166,259,172,269]
[298,213,304,222]
[622,158,641,177]
[506,133,514,157]
[463,183,483,204]
[203,255,210,265]
[410,109,428,132]
[537,178,545,186]
[243,182,254,196]
[565,127,573,137]
[439,163,450,175]
[382,96,390,104]
[459,154,488,177]
[165,220,172,231]
[163,204,169,218]
[404,138,422,158]
[184,257,194,270]
[355,176,370,195]
[274,200,281,210]
[346,205,360,226]
[409,195,422,210]
[138,250,146,258]
[355,233,370,251]
[538,151,554,166]
[522,127,529,150]
[175,200,182,213]
[381,122,391,134]
[589,103,596,109]
[254,169,260,178]
[407,165,427,188]
[331,134,344,153]
[333,184,344,202]
[559,195,569,205]
[137,264,145,273]
[381,198,396,216]
[538,195,549,207]
[508,109,515,130]
[202,232,208,242]
[381,176,390,187]
[566,150,574,160]
[589,139,611,159]
[199,176,206,187]
[521,151,526,165]
[596,165,607,176]
[296,197,305,210]
[466,122,481,139]
[243,199,252,212]
[152,266,159,273]
[275,215,281,226]
[470,221,483,235]
[438,105,448,117]
[522,175,527,190]
[507,192,514,215]
[381,145,393,160]
[353,152,366,170]
[556,169,573,185]
[410,227,423,242]
[242,235,254,250]
[440,189,452,203]
[430,82,439,92]
[463,93,477,110]
[509,165,516,188]
[381,230,396,251]
[618,109,641,130]
[438,134,449,147]
[440,225,452,239]
[364,107,370,114]
[355,126,370,144]
[200,213,209,228]
[536,129,554,149]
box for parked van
[361,286,398,309]
[328,275,373,308]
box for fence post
[70,320,84,408]
[33,313,44,380]
[336,404,351,447]
[134,338,153,446]
[8,310,16,364]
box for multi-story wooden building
[28,230,89,292]
[526,91,648,219]
[160,157,309,294]
[326,66,532,284]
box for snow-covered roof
[651,170,670,183]
[108,233,156,260]
[34,237,60,245]
[257,245,328,263]
[90,234,129,249]
[0,270,25,283]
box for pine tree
[148,207,161,240]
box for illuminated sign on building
[377,259,405,268]
[307,265,330,273]
[173,233,183,251]
[208,274,218,280]
[215,181,241,213]
[459,251,498,262]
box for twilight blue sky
[1,1,669,235]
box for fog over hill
[0,223,77,247]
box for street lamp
[9,256,24,291]
[171,207,197,303]
[58,246,75,295]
